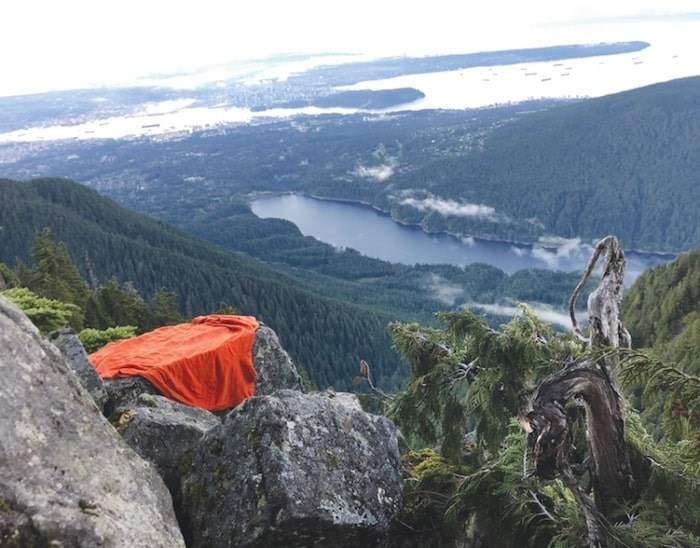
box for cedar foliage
[388,246,700,546]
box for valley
[1,44,698,391]
[3,7,700,545]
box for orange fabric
[89,315,259,411]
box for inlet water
[250,193,674,283]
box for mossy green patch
[405,448,469,479]
[138,393,159,408]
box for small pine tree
[26,228,90,329]
[2,287,79,334]
[0,262,18,289]
[79,325,137,353]
[144,288,183,331]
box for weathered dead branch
[523,236,634,547]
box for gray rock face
[47,327,108,411]
[252,324,304,395]
[181,389,404,547]
[116,394,221,545]
[117,394,220,493]
[103,375,161,416]
[0,295,185,547]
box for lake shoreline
[248,190,679,260]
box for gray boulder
[0,295,185,547]
[115,394,221,545]
[252,323,304,395]
[47,327,109,411]
[116,394,220,493]
[181,389,404,547]
[103,376,161,416]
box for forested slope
[2,78,698,253]
[0,177,404,390]
[1,176,604,392]
[622,247,700,374]
[390,76,700,251]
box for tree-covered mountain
[386,76,700,251]
[0,177,408,391]
[622,247,700,374]
[1,177,601,391]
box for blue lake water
[250,193,674,283]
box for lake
[250,193,674,283]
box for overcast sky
[1,1,699,97]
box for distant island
[251,87,425,111]
[288,41,651,86]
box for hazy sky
[1,0,699,96]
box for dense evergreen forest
[622,248,700,375]
[0,177,595,391]
[0,178,404,390]
[391,76,700,251]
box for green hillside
[1,177,604,392]
[622,247,700,374]
[0,177,405,391]
[388,76,700,251]
[1,78,698,254]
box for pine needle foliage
[388,304,700,546]
[388,306,583,462]
[450,422,586,547]
[620,349,700,442]
[387,307,590,545]
[395,448,470,544]
[622,411,700,542]
[387,321,471,460]
[2,287,80,334]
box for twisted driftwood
[521,236,634,548]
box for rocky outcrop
[0,295,185,547]
[2,297,405,547]
[251,323,304,395]
[103,376,162,416]
[116,395,221,493]
[180,389,404,547]
[48,327,109,411]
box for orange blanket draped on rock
[89,315,259,411]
